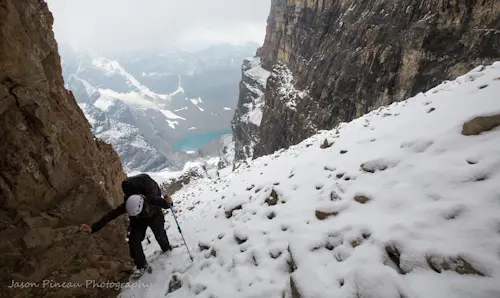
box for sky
[46,0,271,52]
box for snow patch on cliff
[99,89,157,109]
[160,109,186,120]
[92,57,175,100]
[78,75,98,96]
[274,63,308,111]
[175,106,188,112]
[93,95,115,112]
[240,57,270,127]
[245,57,271,87]
[166,120,179,129]
[188,97,205,112]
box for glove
[166,195,173,207]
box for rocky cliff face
[231,58,270,160]
[0,1,130,297]
[233,0,500,158]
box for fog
[46,0,270,52]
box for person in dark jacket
[80,174,173,278]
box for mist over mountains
[60,42,258,172]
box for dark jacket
[91,174,172,233]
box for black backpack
[122,174,163,218]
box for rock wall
[231,58,270,161]
[0,1,130,297]
[235,0,500,157]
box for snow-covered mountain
[60,43,256,172]
[120,63,500,297]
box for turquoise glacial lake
[174,130,231,151]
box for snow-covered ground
[119,63,500,298]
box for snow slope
[119,63,500,298]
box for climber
[80,173,174,279]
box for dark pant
[128,214,171,269]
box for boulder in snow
[315,210,338,220]
[426,255,485,276]
[360,158,399,173]
[354,195,371,204]
[462,114,500,136]
[265,188,280,206]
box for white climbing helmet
[126,194,144,216]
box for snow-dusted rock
[231,57,270,160]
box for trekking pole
[169,206,194,261]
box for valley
[173,130,232,152]
[60,43,257,172]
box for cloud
[46,0,270,52]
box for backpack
[122,174,163,218]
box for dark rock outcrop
[160,166,205,196]
[0,1,130,297]
[235,0,500,158]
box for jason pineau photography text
[8,279,152,291]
